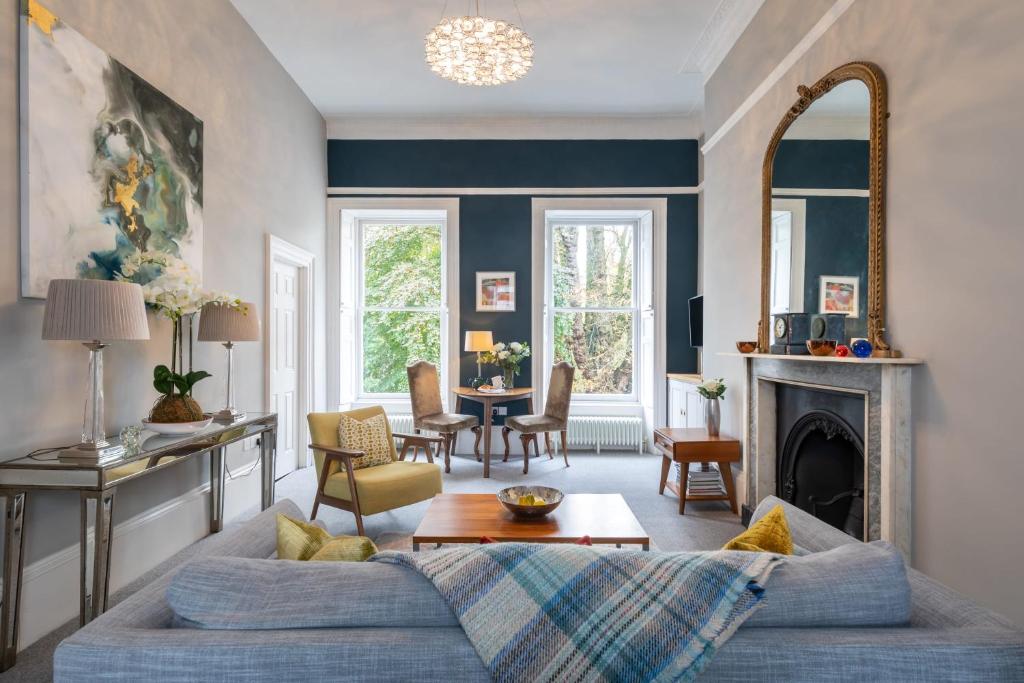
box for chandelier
[425,2,534,86]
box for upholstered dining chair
[502,362,575,474]
[407,361,481,473]
[308,406,442,536]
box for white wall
[0,0,326,647]
[702,0,1024,625]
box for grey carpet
[3,450,742,681]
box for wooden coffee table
[412,493,650,551]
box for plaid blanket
[373,544,780,682]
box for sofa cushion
[723,504,793,554]
[276,514,377,562]
[746,540,911,627]
[168,556,458,630]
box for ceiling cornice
[680,0,765,82]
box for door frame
[265,234,316,470]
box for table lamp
[42,279,150,461]
[198,301,260,421]
[464,330,494,382]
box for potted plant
[696,378,726,436]
[481,340,531,388]
[117,250,239,431]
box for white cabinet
[667,377,706,429]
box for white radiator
[566,416,645,454]
[385,413,645,454]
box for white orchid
[117,251,239,320]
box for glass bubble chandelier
[425,1,534,86]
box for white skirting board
[4,461,261,652]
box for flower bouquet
[481,340,531,388]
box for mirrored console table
[0,412,277,671]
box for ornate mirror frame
[758,62,890,355]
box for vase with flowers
[117,251,239,428]
[695,378,726,436]
[481,340,531,388]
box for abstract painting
[20,0,203,298]
[819,275,859,317]
[476,272,516,312]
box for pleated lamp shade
[198,302,261,342]
[42,279,150,341]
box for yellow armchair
[308,406,442,535]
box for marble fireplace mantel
[726,352,923,558]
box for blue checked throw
[373,543,780,682]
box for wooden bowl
[497,486,564,519]
[735,341,757,354]
[806,339,838,356]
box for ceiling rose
[425,3,534,86]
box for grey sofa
[54,497,1024,681]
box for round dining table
[453,386,534,477]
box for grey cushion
[417,412,478,432]
[505,414,563,433]
[747,541,910,627]
[168,557,457,630]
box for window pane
[363,223,442,307]
[552,224,633,308]
[553,311,633,394]
[362,311,441,393]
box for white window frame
[327,198,460,412]
[545,217,641,403]
[770,197,806,314]
[531,198,666,444]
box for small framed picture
[476,271,516,312]
[819,275,859,317]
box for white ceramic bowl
[142,415,214,435]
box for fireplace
[777,402,865,538]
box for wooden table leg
[482,398,493,478]
[719,461,739,514]
[678,463,687,515]
[659,453,671,495]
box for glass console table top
[0,412,276,489]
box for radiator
[385,413,645,454]
[566,416,645,454]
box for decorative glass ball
[851,339,873,358]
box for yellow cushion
[722,504,793,554]
[308,407,398,480]
[324,461,442,515]
[337,413,393,469]
[275,514,377,561]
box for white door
[668,380,686,428]
[270,261,299,478]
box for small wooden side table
[453,387,533,478]
[654,427,740,515]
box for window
[547,218,640,399]
[329,199,459,410]
[770,198,806,314]
[357,220,444,395]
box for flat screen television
[688,295,703,348]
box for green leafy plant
[152,365,211,397]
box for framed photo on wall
[819,275,859,317]
[476,271,516,312]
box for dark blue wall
[328,139,699,188]
[773,140,868,190]
[329,139,699,421]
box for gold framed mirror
[759,62,890,355]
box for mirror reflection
[769,80,869,352]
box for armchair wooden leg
[343,458,366,536]
[560,430,569,467]
[544,432,553,460]
[312,456,334,520]
[502,427,511,462]
[472,427,482,462]
[398,440,411,462]
[520,434,532,474]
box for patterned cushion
[337,413,393,469]
[276,514,377,562]
[723,504,793,554]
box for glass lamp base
[59,441,126,464]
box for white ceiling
[230,0,762,119]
